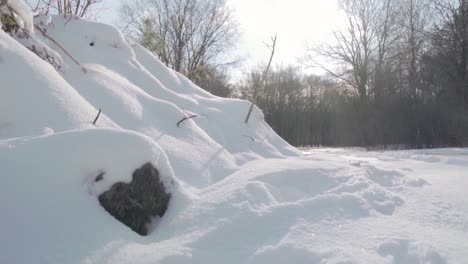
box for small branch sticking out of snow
[94,172,105,182]
[34,24,86,72]
[242,133,270,144]
[259,133,271,143]
[244,102,255,125]
[177,114,199,128]
[245,34,277,124]
[92,108,101,126]
[242,134,255,142]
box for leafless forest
[240,0,468,148]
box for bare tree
[427,0,468,144]
[304,0,403,144]
[396,0,433,98]
[372,0,401,103]
[120,0,238,86]
[28,0,103,18]
[306,0,386,104]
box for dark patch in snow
[95,172,104,182]
[98,163,171,236]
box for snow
[0,30,116,139]
[1,11,468,264]
[0,129,177,263]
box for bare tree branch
[177,114,199,127]
[245,34,277,124]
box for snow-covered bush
[0,13,18,32]
[0,0,33,33]
[0,1,65,71]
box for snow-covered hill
[1,6,467,264]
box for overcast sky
[98,0,342,80]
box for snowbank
[0,30,116,139]
[0,128,178,264]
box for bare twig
[263,34,277,83]
[241,134,255,142]
[245,34,277,124]
[242,131,270,144]
[94,171,105,182]
[244,103,255,124]
[92,108,102,125]
[177,114,199,127]
[260,133,270,143]
[34,24,86,72]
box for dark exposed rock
[98,163,171,236]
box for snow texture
[1,12,468,264]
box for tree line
[313,0,468,148]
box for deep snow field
[1,4,468,264]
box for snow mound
[0,31,116,139]
[0,128,178,263]
[9,15,299,188]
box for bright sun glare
[227,0,342,72]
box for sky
[226,0,341,76]
[98,0,343,80]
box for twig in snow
[177,114,199,127]
[242,134,255,142]
[34,24,86,73]
[95,172,105,182]
[245,34,277,124]
[260,133,271,143]
[92,108,102,126]
[244,102,255,124]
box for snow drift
[1,5,468,264]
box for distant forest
[237,0,468,148]
[124,0,468,148]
